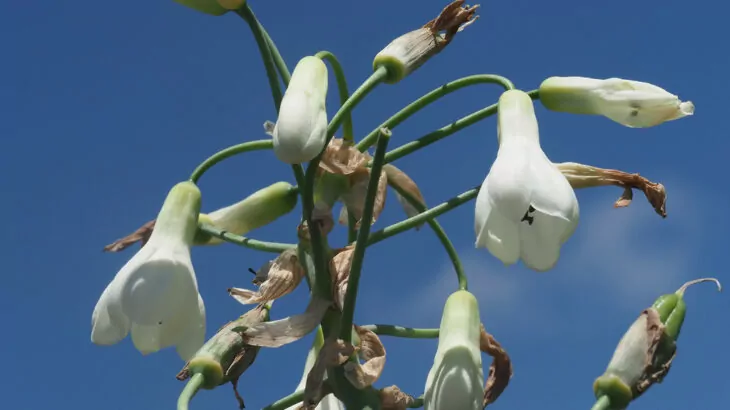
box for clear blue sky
[3,0,729,409]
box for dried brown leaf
[379,386,417,410]
[341,169,388,228]
[241,297,330,348]
[330,245,355,311]
[228,249,305,305]
[319,138,370,176]
[383,164,426,230]
[479,324,513,408]
[103,219,156,252]
[302,338,354,409]
[557,162,667,218]
[424,0,479,44]
[634,308,675,398]
[343,326,387,389]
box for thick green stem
[590,396,611,410]
[368,186,478,244]
[315,51,354,142]
[356,74,514,151]
[198,224,295,253]
[339,129,391,342]
[261,390,304,410]
[236,5,283,111]
[361,324,439,339]
[371,183,474,290]
[261,27,291,86]
[189,140,273,183]
[408,397,425,408]
[176,373,204,410]
[383,101,498,164]
[303,67,389,216]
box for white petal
[175,294,207,361]
[525,147,579,222]
[518,209,568,272]
[119,246,199,326]
[475,183,520,266]
[90,278,130,346]
[424,347,484,410]
[130,291,199,356]
[485,141,533,222]
[274,91,327,164]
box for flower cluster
[91,1,719,410]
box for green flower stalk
[373,0,478,84]
[176,303,272,410]
[593,278,722,410]
[424,290,484,410]
[173,0,228,16]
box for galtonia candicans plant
[93,1,721,410]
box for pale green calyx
[272,56,329,164]
[424,290,483,410]
[173,0,228,16]
[194,181,298,245]
[153,181,203,246]
[539,76,694,128]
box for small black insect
[521,205,536,225]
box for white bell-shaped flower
[475,89,579,272]
[91,181,206,361]
[285,328,345,410]
[424,290,483,410]
[273,56,329,164]
[539,76,694,128]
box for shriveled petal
[320,138,370,175]
[119,247,199,326]
[340,170,388,228]
[242,297,330,348]
[229,249,305,305]
[91,278,131,346]
[383,164,426,229]
[474,176,520,266]
[343,326,387,389]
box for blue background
[3,0,728,409]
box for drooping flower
[272,56,329,164]
[474,89,579,272]
[539,76,694,128]
[424,290,484,410]
[91,181,206,361]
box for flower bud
[424,290,483,410]
[593,278,721,409]
[194,181,298,245]
[373,0,478,84]
[273,56,329,164]
[177,303,271,408]
[538,76,694,128]
[173,0,228,16]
